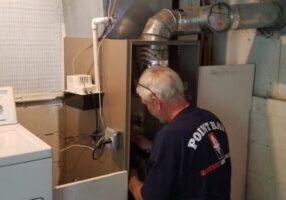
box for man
[129,65,231,200]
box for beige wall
[61,38,129,184]
[16,37,131,185]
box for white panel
[54,171,128,200]
[0,0,64,99]
[197,64,254,200]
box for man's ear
[152,96,162,111]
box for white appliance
[0,87,52,200]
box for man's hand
[129,175,143,200]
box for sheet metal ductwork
[231,2,286,31]
[106,0,172,39]
[141,2,286,41]
[139,1,286,67]
[141,7,209,41]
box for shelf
[64,92,103,110]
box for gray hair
[136,65,184,102]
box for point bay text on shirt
[187,121,225,150]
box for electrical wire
[98,74,106,129]
[89,0,118,159]
[109,0,118,17]
[95,105,101,133]
[75,0,115,76]
[92,135,111,160]
[70,35,108,76]
[107,0,112,17]
[95,0,117,131]
[60,144,94,153]
[71,44,93,74]
[106,0,117,17]
[96,28,109,130]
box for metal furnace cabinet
[100,39,201,171]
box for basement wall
[212,0,286,199]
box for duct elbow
[141,9,178,41]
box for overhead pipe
[139,1,286,68]
[231,2,284,30]
[141,2,286,41]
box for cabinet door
[54,171,128,200]
[197,64,255,200]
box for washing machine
[0,87,52,200]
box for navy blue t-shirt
[141,106,231,200]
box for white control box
[66,74,96,95]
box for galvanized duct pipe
[231,2,284,30]
[141,2,286,41]
[139,1,285,67]
[140,8,179,41]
